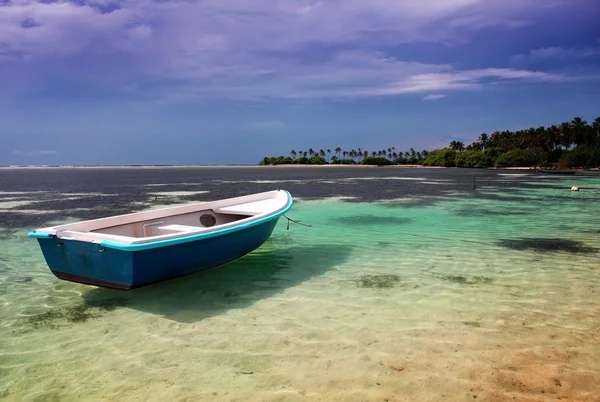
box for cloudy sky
[1,0,599,165]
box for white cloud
[423,94,447,101]
[510,45,600,64]
[13,150,58,156]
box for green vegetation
[258,116,600,168]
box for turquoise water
[1,173,600,401]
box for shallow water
[1,167,600,401]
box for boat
[28,190,293,290]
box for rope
[283,214,313,230]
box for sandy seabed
[2,176,600,401]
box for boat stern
[30,233,136,290]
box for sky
[1,0,599,165]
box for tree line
[259,147,429,166]
[258,116,600,168]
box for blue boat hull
[34,217,281,290]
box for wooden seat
[156,224,202,232]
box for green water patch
[380,197,442,209]
[16,299,127,331]
[497,238,598,254]
[453,206,532,217]
[0,229,18,240]
[353,274,401,289]
[331,215,412,226]
[472,193,534,203]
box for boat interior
[31,191,291,245]
[92,208,252,238]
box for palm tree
[290,150,297,159]
[449,141,465,151]
[372,151,377,157]
[571,117,588,147]
[335,147,342,159]
[592,117,600,148]
[490,130,502,149]
[545,125,559,151]
[308,148,315,157]
[327,149,331,162]
[559,122,572,150]
[478,133,489,150]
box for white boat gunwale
[28,190,293,251]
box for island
[258,116,600,169]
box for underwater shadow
[82,242,353,323]
[497,238,598,254]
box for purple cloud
[0,0,595,101]
[511,45,600,63]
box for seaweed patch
[497,238,598,254]
[354,274,400,289]
[377,240,394,248]
[433,274,493,284]
[17,299,126,331]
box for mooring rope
[283,214,313,230]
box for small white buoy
[571,186,579,191]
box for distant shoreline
[0,164,442,169]
[0,164,592,171]
[0,164,447,170]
